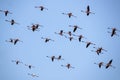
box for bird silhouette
[78,35,85,42]
[35,6,48,11]
[61,63,75,69]
[28,24,36,32]
[25,64,35,69]
[0,10,12,16]
[64,36,77,41]
[56,55,64,60]
[94,62,104,68]
[73,34,86,42]
[62,12,76,18]
[41,37,54,43]
[12,60,23,65]
[46,56,56,62]
[64,31,75,36]
[5,19,19,25]
[108,27,120,37]
[81,5,95,16]
[14,39,20,45]
[28,73,39,77]
[69,25,82,32]
[28,24,42,32]
[55,30,64,36]
[82,41,95,48]
[5,38,14,43]
[92,47,107,55]
[105,59,115,69]
[6,38,22,45]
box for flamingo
[62,12,76,18]
[81,5,95,16]
[46,56,55,62]
[25,64,35,69]
[11,60,23,65]
[105,59,115,69]
[28,73,39,77]
[94,62,104,68]
[31,25,37,32]
[92,47,107,55]
[61,63,75,69]
[0,10,12,16]
[28,24,37,32]
[55,30,64,36]
[108,27,120,37]
[82,41,95,48]
[41,37,54,43]
[67,31,72,36]
[5,19,19,25]
[27,24,43,32]
[5,38,14,43]
[6,38,22,45]
[69,25,82,32]
[47,55,64,61]
[35,6,48,11]
[13,39,22,45]
[64,31,75,36]
[65,36,77,41]
[56,55,64,60]
[73,34,86,42]
[78,35,85,42]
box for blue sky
[0,0,120,80]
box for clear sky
[0,0,120,80]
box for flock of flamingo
[0,1,119,78]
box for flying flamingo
[62,12,76,18]
[46,56,56,62]
[105,59,115,69]
[65,36,77,41]
[27,24,43,32]
[14,39,22,45]
[81,5,95,16]
[61,63,75,69]
[35,6,48,11]
[11,60,23,65]
[73,34,87,42]
[6,38,22,45]
[55,30,64,36]
[108,27,120,37]
[69,25,82,32]
[56,55,64,61]
[5,19,19,25]
[28,73,39,77]
[0,10,12,16]
[64,31,75,36]
[5,38,14,43]
[41,37,54,43]
[92,47,107,55]
[82,41,95,48]
[25,64,35,69]
[94,62,104,68]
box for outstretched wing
[87,5,90,12]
